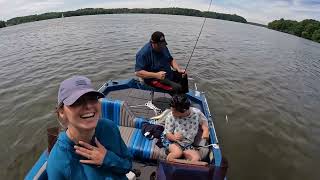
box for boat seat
[100,98,147,128]
[100,98,166,160]
[119,126,166,160]
[118,126,208,161]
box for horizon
[0,0,319,24]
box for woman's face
[59,93,100,131]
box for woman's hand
[74,137,107,166]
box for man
[135,31,188,94]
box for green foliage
[5,8,247,27]
[0,20,6,28]
[6,12,62,25]
[202,11,246,23]
[312,29,320,42]
[268,18,320,43]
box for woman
[47,76,132,180]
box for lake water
[0,14,319,180]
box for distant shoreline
[0,7,247,28]
[268,18,320,43]
[247,22,267,28]
[2,8,318,44]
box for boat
[25,78,227,180]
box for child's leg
[166,143,183,161]
[183,149,201,162]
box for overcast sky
[0,0,319,24]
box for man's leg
[147,80,173,91]
[146,72,188,94]
[180,74,189,93]
[160,78,182,94]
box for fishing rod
[184,0,213,73]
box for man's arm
[135,50,166,80]
[170,59,185,74]
[135,70,166,80]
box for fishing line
[184,0,213,73]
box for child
[163,94,209,162]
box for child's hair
[170,94,191,113]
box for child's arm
[200,122,209,139]
[198,110,209,139]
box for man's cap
[57,76,104,106]
[151,31,168,45]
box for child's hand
[174,133,183,141]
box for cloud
[208,0,320,24]
[0,0,319,23]
[16,0,64,11]
[299,0,320,6]
[0,0,66,20]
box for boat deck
[107,87,199,118]
[107,88,171,118]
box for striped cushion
[120,102,135,127]
[100,98,167,160]
[101,98,122,125]
[100,98,148,128]
[119,126,165,160]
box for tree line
[0,21,5,28]
[1,7,247,28]
[268,18,320,43]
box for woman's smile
[80,112,95,119]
